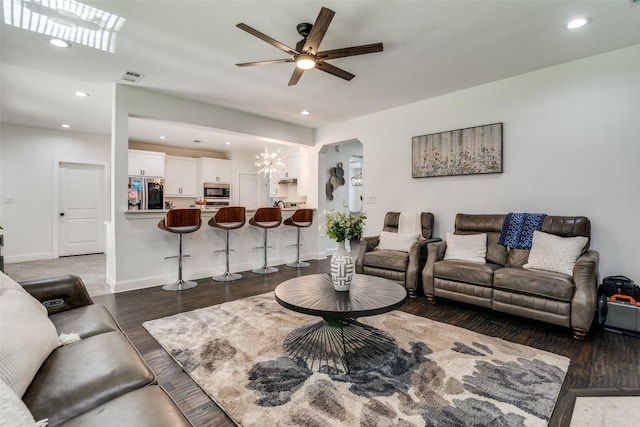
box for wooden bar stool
[284,209,314,268]
[158,208,202,291]
[208,206,246,282]
[249,207,282,274]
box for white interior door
[58,163,105,256]
[238,173,259,209]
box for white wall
[0,124,110,262]
[316,44,640,280]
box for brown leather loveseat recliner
[422,214,599,339]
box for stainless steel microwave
[204,183,230,198]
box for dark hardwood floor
[94,258,640,427]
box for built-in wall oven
[204,183,230,208]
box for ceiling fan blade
[236,23,299,55]
[316,61,355,81]
[236,59,294,67]
[317,43,383,60]
[302,7,335,55]
[288,67,305,86]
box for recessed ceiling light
[60,124,71,128]
[74,91,89,97]
[300,110,310,115]
[50,38,71,48]
[225,141,232,145]
[159,136,167,139]
[566,17,590,29]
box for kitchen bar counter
[113,207,320,293]
[124,207,309,220]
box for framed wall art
[412,122,503,178]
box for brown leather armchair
[355,212,439,297]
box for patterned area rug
[143,292,569,426]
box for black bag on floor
[598,275,640,337]
[599,275,640,303]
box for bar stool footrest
[164,254,191,260]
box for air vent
[631,0,640,7]
[120,70,145,83]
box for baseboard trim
[4,252,54,263]
[113,252,328,293]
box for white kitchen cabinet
[199,158,232,183]
[296,150,309,197]
[282,154,300,179]
[268,173,288,198]
[128,149,165,177]
[268,172,278,198]
[165,156,198,197]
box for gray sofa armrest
[405,238,442,296]
[422,240,447,300]
[355,235,380,273]
[20,274,93,315]
[570,250,600,339]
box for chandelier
[255,147,285,177]
[351,173,363,186]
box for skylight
[3,0,126,53]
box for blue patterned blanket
[498,213,547,249]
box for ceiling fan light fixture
[295,54,316,70]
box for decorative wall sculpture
[326,162,345,200]
[412,123,503,178]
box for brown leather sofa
[356,212,440,298]
[422,214,599,339]
[15,275,192,426]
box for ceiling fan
[235,7,383,86]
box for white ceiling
[1,1,639,153]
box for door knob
[59,213,65,216]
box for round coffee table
[274,273,407,374]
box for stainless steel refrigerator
[128,177,164,210]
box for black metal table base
[282,318,398,374]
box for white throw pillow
[0,272,48,317]
[377,231,419,252]
[0,274,60,397]
[524,230,588,276]
[0,379,44,426]
[444,232,487,264]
